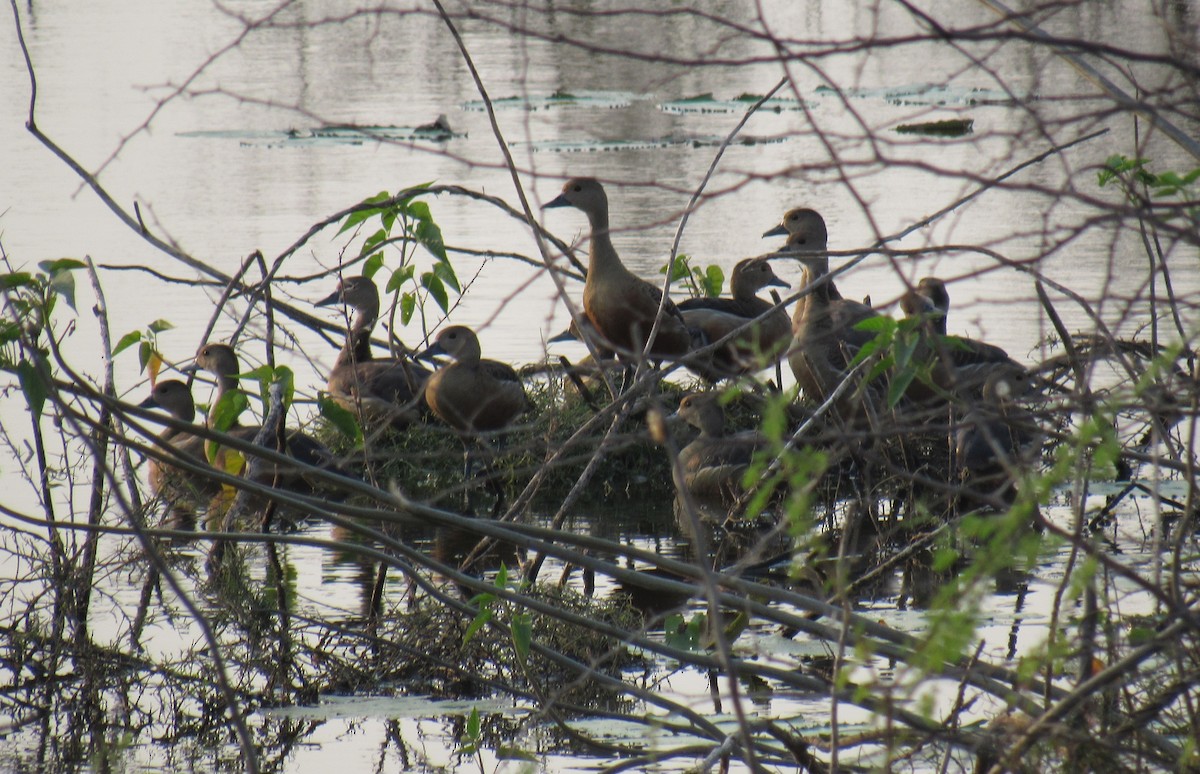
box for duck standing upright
[316,274,431,430]
[779,210,880,410]
[543,177,692,363]
[763,207,874,333]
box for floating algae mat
[511,134,787,153]
[178,121,463,147]
[460,90,641,111]
[815,83,1026,106]
[658,92,810,114]
[894,118,974,137]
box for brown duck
[316,274,431,429]
[420,326,530,435]
[779,210,880,407]
[189,342,346,502]
[544,177,692,360]
[138,379,221,525]
[678,257,791,379]
[764,207,874,334]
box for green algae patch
[894,118,974,137]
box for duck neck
[801,263,837,318]
[339,299,379,366]
[731,276,756,304]
[214,371,239,398]
[338,328,374,367]
[698,412,725,438]
[585,208,626,276]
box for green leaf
[147,319,174,334]
[414,217,448,264]
[702,265,724,297]
[406,200,432,222]
[138,340,153,373]
[16,359,47,421]
[511,612,531,661]
[462,608,492,645]
[275,365,295,409]
[363,253,385,279]
[664,613,705,652]
[46,268,78,311]
[380,204,397,234]
[660,256,691,284]
[0,272,34,290]
[210,390,249,433]
[421,273,449,313]
[38,258,86,275]
[399,292,416,324]
[361,227,388,257]
[854,315,896,333]
[431,260,460,293]
[385,264,415,294]
[113,330,143,357]
[888,367,916,408]
[318,394,363,444]
[894,332,920,369]
[465,706,481,741]
[336,191,391,235]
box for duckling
[138,379,221,526]
[316,275,431,430]
[764,207,874,331]
[544,177,692,361]
[780,211,881,408]
[420,326,530,435]
[678,257,792,380]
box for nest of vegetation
[304,582,645,713]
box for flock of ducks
[138,176,1038,529]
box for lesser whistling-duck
[543,177,692,361]
[188,342,343,504]
[315,274,431,430]
[138,379,221,524]
[900,276,1025,400]
[764,207,874,331]
[778,211,880,407]
[419,325,529,436]
[678,257,792,380]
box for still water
[1,0,1198,770]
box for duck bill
[762,223,788,238]
[315,288,343,307]
[415,341,447,362]
[547,326,579,344]
[543,193,571,209]
[137,395,161,410]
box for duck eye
[572,185,582,192]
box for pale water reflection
[1,0,1198,770]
